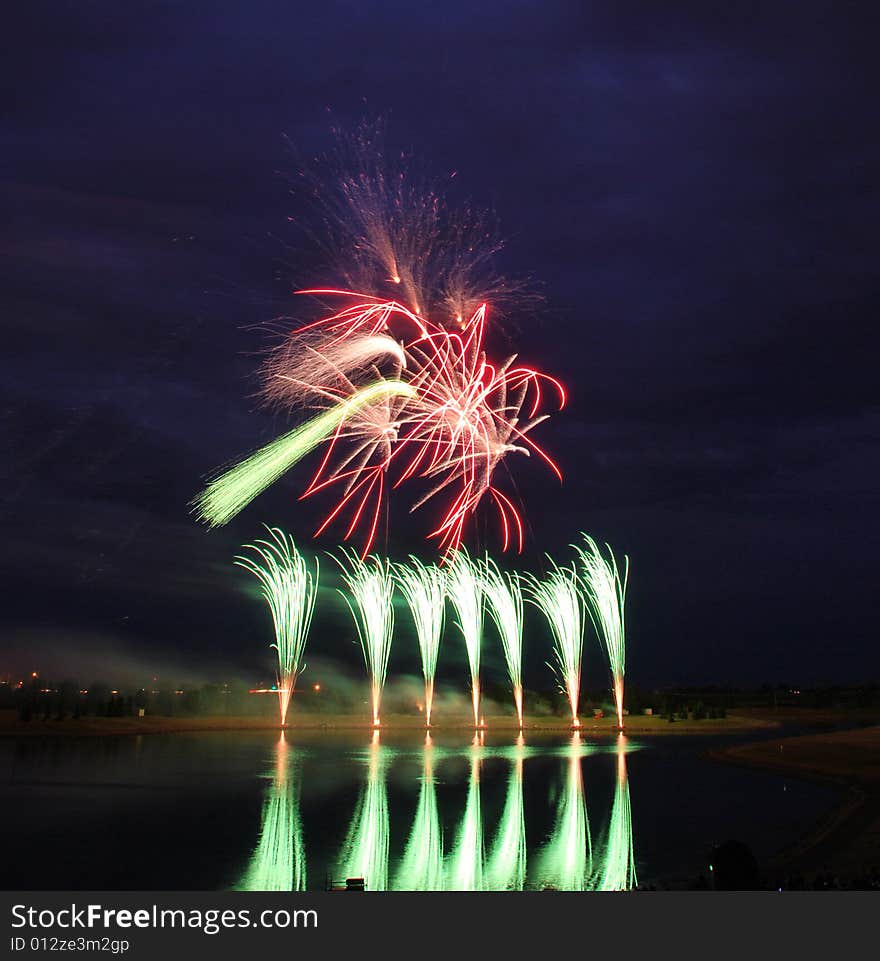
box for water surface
[0,729,839,890]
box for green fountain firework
[394,557,445,727]
[481,558,525,727]
[393,736,444,890]
[594,737,637,891]
[235,527,318,727]
[484,736,527,890]
[235,734,306,891]
[538,735,592,890]
[575,534,629,729]
[193,379,415,528]
[445,737,484,890]
[337,735,390,890]
[335,549,395,727]
[524,559,586,727]
[446,549,485,728]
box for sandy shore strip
[0,709,776,738]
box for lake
[0,729,839,890]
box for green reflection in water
[484,735,527,891]
[236,734,306,891]
[537,734,592,890]
[337,733,390,891]
[238,733,636,893]
[393,735,444,890]
[593,736,637,891]
[444,736,485,890]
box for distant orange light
[31,672,38,678]
[313,684,321,692]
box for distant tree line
[1,677,281,721]
[1,676,877,722]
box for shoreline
[0,710,778,738]
[709,724,880,881]
[5,705,876,740]
[5,707,879,885]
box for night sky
[2,2,878,689]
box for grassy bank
[5,705,878,739]
[0,707,774,737]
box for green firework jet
[524,559,586,727]
[235,527,318,727]
[335,549,395,727]
[394,558,445,727]
[193,379,415,527]
[481,558,525,727]
[574,534,629,729]
[446,548,485,728]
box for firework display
[232,529,631,731]
[195,125,565,557]
[394,557,445,727]
[335,550,395,727]
[200,128,647,894]
[399,304,564,555]
[303,121,519,322]
[575,534,629,729]
[235,527,318,727]
[249,294,564,555]
[446,549,485,728]
[195,379,415,531]
[482,558,525,727]
[524,559,586,727]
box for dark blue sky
[2,1,878,688]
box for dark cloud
[1,1,878,687]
